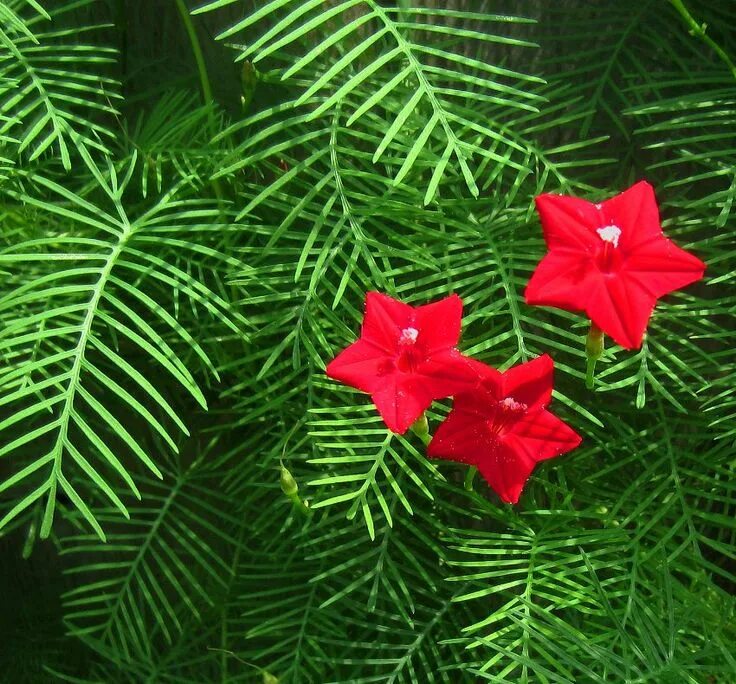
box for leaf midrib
[40,220,132,538]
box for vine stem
[174,0,223,203]
[174,0,214,112]
[669,0,736,80]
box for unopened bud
[279,461,298,498]
[263,672,279,684]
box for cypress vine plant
[1,0,735,681]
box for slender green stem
[289,493,313,517]
[174,0,214,110]
[205,648,261,673]
[669,0,736,80]
[174,0,223,203]
[464,466,477,491]
[585,357,597,390]
[115,0,127,84]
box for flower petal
[624,238,706,298]
[535,194,600,251]
[601,180,662,249]
[414,293,463,352]
[326,339,391,394]
[453,367,504,415]
[362,291,413,352]
[501,354,554,410]
[524,249,597,312]
[476,444,536,504]
[429,398,538,504]
[586,275,656,349]
[371,375,432,434]
[506,407,582,464]
[417,348,485,399]
[427,407,492,466]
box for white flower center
[501,397,527,412]
[399,327,419,344]
[596,224,621,248]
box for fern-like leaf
[0,148,244,539]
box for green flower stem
[585,357,597,390]
[410,413,431,446]
[288,492,312,517]
[585,322,604,390]
[669,0,736,80]
[464,466,477,491]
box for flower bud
[263,672,279,684]
[279,461,298,498]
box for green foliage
[0,0,734,682]
[0,147,245,540]
[61,443,241,660]
[0,0,120,169]
[194,0,544,204]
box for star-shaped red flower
[427,354,581,504]
[525,181,706,349]
[326,292,482,434]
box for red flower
[427,354,581,504]
[326,292,482,434]
[525,181,706,349]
